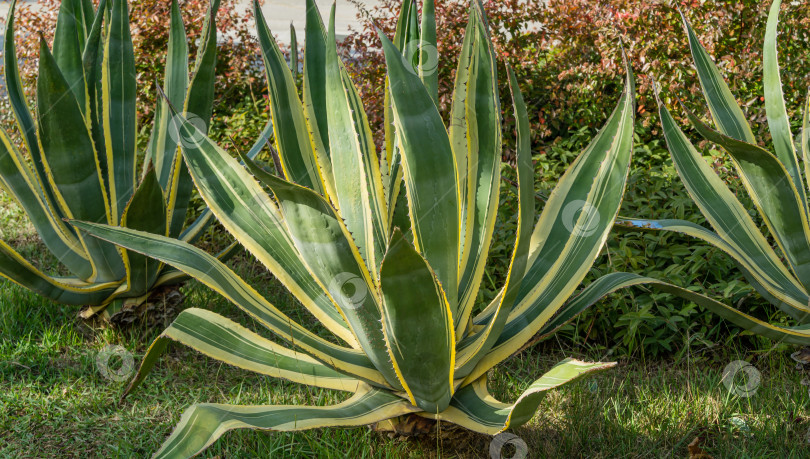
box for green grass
[2,275,810,458]
[1,195,810,458]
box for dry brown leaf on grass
[688,437,713,459]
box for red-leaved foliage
[1,0,264,130]
[344,0,545,150]
[345,0,810,148]
[539,0,810,139]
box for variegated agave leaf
[76,0,636,457]
[616,0,810,344]
[0,0,262,320]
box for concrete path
[0,0,44,20]
[0,0,380,44]
[260,0,380,43]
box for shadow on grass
[2,258,810,458]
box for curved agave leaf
[465,56,635,383]
[763,0,805,208]
[428,359,615,434]
[656,93,810,324]
[691,123,810,268]
[152,386,418,459]
[615,218,810,318]
[3,0,58,212]
[681,12,755,144]
[123,308,361,398]
[253,0,324,193]
[158,100,356,345]
[177,119,270,247]
[326,6,388,272]
[240,157,402,389]
[102,0,137,222]
[518,268,802,350]
[73,221,386,386]
[0,241,118,305]
[379,26,459,310]
[588,273,810,344]
[37,37,124,282]
[682,105,810,289]
[0,126,91,278]
[380,229,454,413]
[455,66,533,375]
[453,4,503,334]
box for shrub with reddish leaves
[540,0,810,140]
[344,0,545,150]
[1,0,265,146]
[345,0,810,146]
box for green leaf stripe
[72,222,387,386]
[124,308,361,399]
[152,386,418,459]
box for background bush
[346,0,810,143]
[0,0,269,151]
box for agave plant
[613,0,810,344]
[75,0,635,456]
[0,0,254,320]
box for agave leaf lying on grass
[612,0,810,345]
[75,0,636,456]
[0,0,264,321]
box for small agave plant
[76,0,635,456]
[0,0,256,321]
[616,0,810,345]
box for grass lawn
[2,197,810,458]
